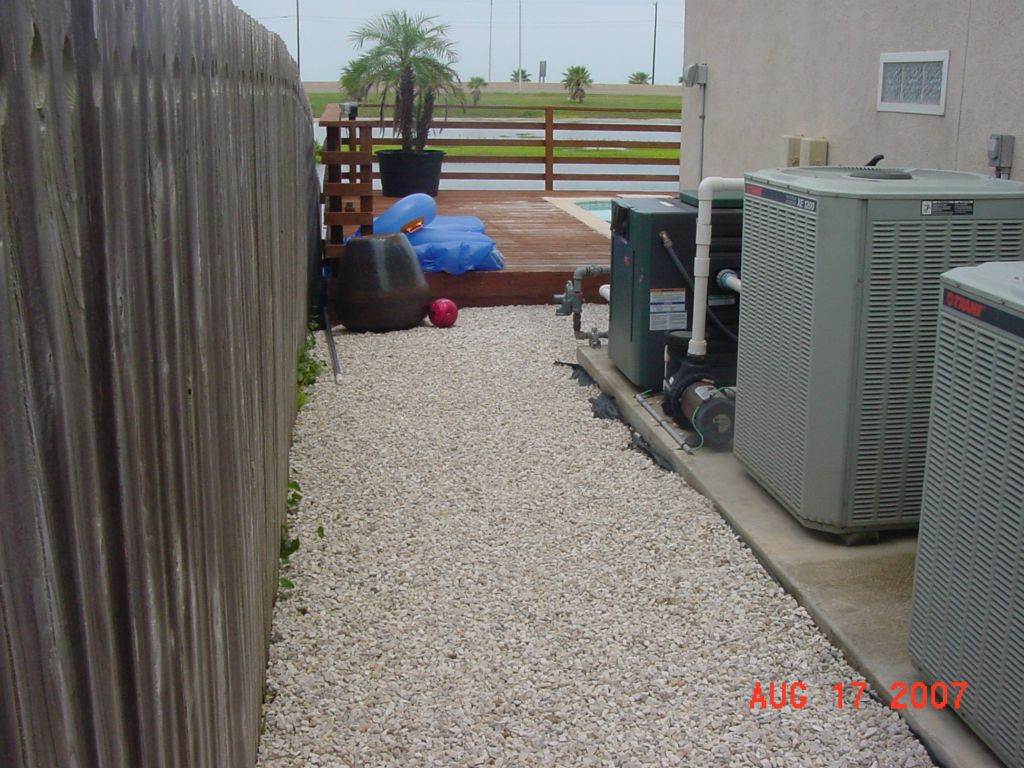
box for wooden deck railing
[319,103,681,191]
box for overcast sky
[230,0,685,85]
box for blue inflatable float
[372,194,504,275]
[373,193,437,234]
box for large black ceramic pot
[376,149,446,197]
[334,234,431,332]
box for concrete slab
[577,345,1005,768]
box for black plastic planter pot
[376,149,446,198]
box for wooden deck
[400,189,618,307]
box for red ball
[428,298,459,328]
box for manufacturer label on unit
[708,294,737,307]
[943,288,1024,339]
[746,183,817,213]
[921,200,975,216]
[650,288,687,331]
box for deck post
[358,125,374,233]
[325,125,343,245]
[544,108,555,191]
[319,108,376,258]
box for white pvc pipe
[689,176,745,358]
[718,270,742,294]
[598,283,611,302]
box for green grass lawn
[308,90,681,120]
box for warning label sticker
[921,200,975,216]
[650,289,687,331]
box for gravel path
[257,306,933,768]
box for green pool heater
[608,194,742,445]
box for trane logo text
[945,290,984,319]
[745,184,816,212]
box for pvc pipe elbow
[697,176,745,203]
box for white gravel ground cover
[257,305,933,768]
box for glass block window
[877,51,949,115]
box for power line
[651,0,659,83]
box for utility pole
[651,1,659,84]
[488,0,494,81]
[518,0,523,93]
[296,0,301,79]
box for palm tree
[628,71,650,85]
[340,58,374,101]
[467,76,487,105]
[562,65,593,103]
[346,11,462,152]
[510,68,532,83]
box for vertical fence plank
[544,107,555,191]
[0,0,317,765]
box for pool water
[575,199,613,223]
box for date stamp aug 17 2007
[748,681,969,711]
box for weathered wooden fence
[0,1,319,766]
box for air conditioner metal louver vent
[734,167,1024,534]
[909,261,1024,768]
[733,196,816,516]
[850,219,1024,523]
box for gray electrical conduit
[634,392,688,449]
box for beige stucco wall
[679,0,1024,188]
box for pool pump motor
[663,336,736,449]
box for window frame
[876,50,950,116]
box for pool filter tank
[608,195,743,391]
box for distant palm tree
[510,68,532,83]
[467,76,487,105]
[340,57,374,100]
[562,65,593,103]
[628,71,650,85]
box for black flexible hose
[658,231,738,343]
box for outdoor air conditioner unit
[909,261,1024,768]
[733,167,1024,537]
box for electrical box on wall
[783,136,802,167]
[799,137,828,166]
[988,133,1014,174]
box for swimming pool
[545,195,668,237]
[573,199,613,223]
